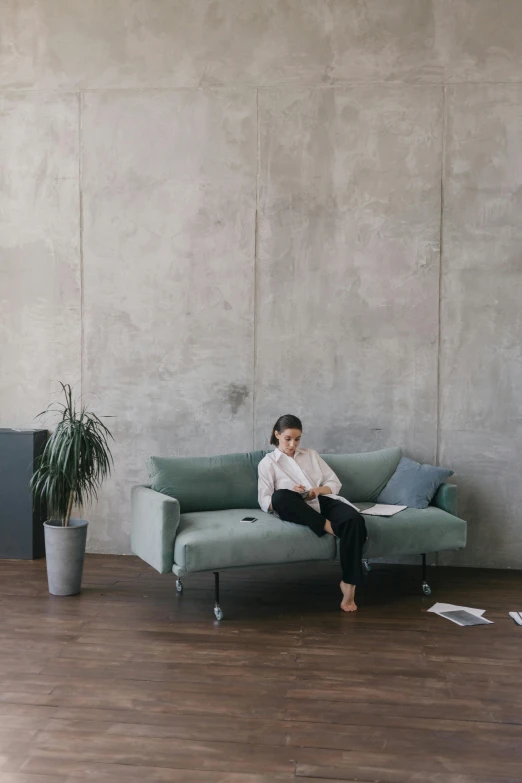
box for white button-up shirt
[258,447,357,515]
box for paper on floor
[428,602,485,617]
[509,612,522,626]
[439,610,493,626]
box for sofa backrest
[148,451,267,513]
[148,447,402,512]
[321,447,402,502]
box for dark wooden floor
[0,556,522,782]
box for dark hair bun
[270,414,303,446]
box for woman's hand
[307,486,332,500]
[292,484,307,493]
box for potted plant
[31,383,114,596]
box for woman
[258,414,367,612]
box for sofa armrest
[431,483,458,516]
[131,485,180,574]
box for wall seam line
[252,88,260,450]
[435,85,447,468]
[78,91,85,402]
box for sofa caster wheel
[213,572,223,621]
[422,582,432,596]
[176,579,183,594]
[363,559,371,573]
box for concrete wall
[1,1,521,567]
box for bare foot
[340,581,357,612]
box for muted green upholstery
[322,447,402,502]
[131,447,467,579]
[131,486,180,574]
[173,508,335,573]
[148,451,266,512]
[149,447,402,512]
[355,503,466,559]
[431,482,459,517]
[171,504,466,575]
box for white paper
[440,609,493,628]
[428,602,485,617]
[509,611,522,626]
[363,504,407,517]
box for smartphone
[240,516,257,523]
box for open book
[362,504,407,517]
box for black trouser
[271,489,367,586]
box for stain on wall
[226,384,250,416]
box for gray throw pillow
[376,457,454,509]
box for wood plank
[29,730,296,774]
[40,658,298,687]
[21,757,298,782]
[1,555,522,781]
[296,763,519,783]
[0,775,66,783]
[293,745,522,780]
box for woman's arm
[306,485,332,500]
[258,460,275,513]
[313,451,342,496]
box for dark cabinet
[0,429,48,559]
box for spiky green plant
[31,383,114,526]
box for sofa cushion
[376,457,454,509]
[321,447,402,502]
[148,448,400,512]
[354,504,467,559]
[173,508,336,572]
[431,483,458,516]
[148,451,266,513]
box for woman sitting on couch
[257,414,367,613]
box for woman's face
[275,428,302,457]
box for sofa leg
[422,554,432,596]
[213,571,224,621]
[362,558,371,573]
[176,578,183,594]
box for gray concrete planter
[44,518,88,596]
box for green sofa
[131,447,467,620]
